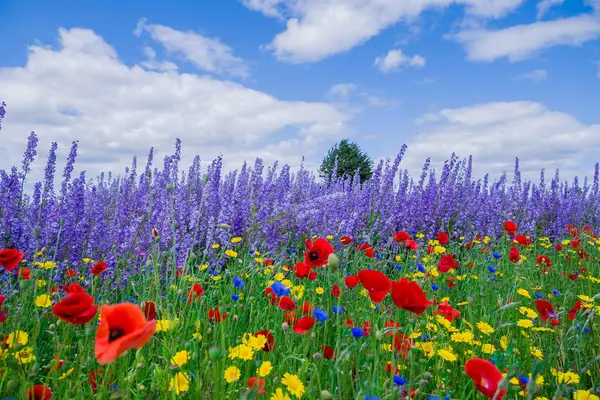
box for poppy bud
[233,315,238,322]
[273,377,279,384]
[34,228,41,238]
[327,253,340,269]
[5,380,17,392]
[320,390,333,399]
[218,224,232,230]
[313,352,322,360]
[48,324,56,332]
[208,347,221,360]
[176,289,183,295]
[424,372,433,379]
[136,363,143,369]
[166,183,173,191]
[282,322,289,332]
[375,330,383,340]
[154,236,160,243]
[146,259,152,267]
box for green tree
[319,139,374,183]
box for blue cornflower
[395,264,403,270]
[332,305,344,315]
[488,265,497,273]
[270,282,290,296]
[393,375,407,386]
[351,327,365,338]
[231,294,240,301]
[420,334,430,341]
[553,289,561,296]
[535,292,544,299]
[492,252,502,259]
[233,276,244,289]
[290,247,297,253]
[519,375,530,384]
[418,263,426,273]
[375,253,382,260]
[431,284,439,291]
[488,277,497,282]
[365,397,381,400]
[208,269,219,276]
[313,308,329,322]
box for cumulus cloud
[243,0,525,63]
[403,101,600,180]
[0,27,351,184]
[516,69,548,82]
[134,18,250,78]
[536,0,565,19]
[451,14,600,62]
[374,49,425,72]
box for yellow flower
[500,336,508,350]
[518,307,538,319]
[7,331,29,348]
[258,361,273,377]
[281,373,305,399]
[171,350,190,367]
[476,321,495,335]
[156,319,175,332]
[39,261,56,269]
[517,288,531,298]
[225,249,238,258]
[200,264,209,271]
[437,348,457,362]
[416,233,424,238]
[231,237,242,243]
[169,372,190,394]
[451,331,474,343]
[224,366,241,383]
[481,344,495,354]
[35,294,53,308]
[271,388,292,400]
[37,280,47,288]
[211,244,220,249]
[578,295,594,304]
[192,332,203,341]
[290,285,304,300]
[315,287,324,295]
[228,344,254,361]
[274,273,285,281]
[517,319,534,328]
[434,245,446,255]
[59,368,74,380]
[574,390,600,400]
[82,257,93,263]
[530,346,544,360]
[416,341,435,358]
[15,347,36,364]
[326,235,334,240]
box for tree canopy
[319,139,374,184]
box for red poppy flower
[0,310,7,323]
[535,299,556,322]
[95,303,156,364]
[52,291,98,325]
[391,278,431,314]
[514,234,531,246]
[393,231,410,243]
[446,277,456,288]
[438,254,458,273]
[18,267,31,280]
[437,232,449,245]
[187,283,204,303]
[265,288,277,305]
[91,261,107,276]
[536,255,551,268]
[555,244,563,250]
[465,358,506,399]
[143,301,156,320]
[384,320,401,336]
[331,284,340,297]
[568,301,582,320]
[393,334,413,359]
[65,282,85,293]
[27,385,52,400]
[437,301,460,322]
[358,270,391,303]
[208,308,227,322]
[362,321,373,336]
[345,275,359,288]
[322,345,336,359]
[247,377,266,394]
[294,262,313,279]
[284,311,297,325]
[577,249,589,260]
[571,239,580,249]
[0,248,24,272]
[583,225,593,234]
[304,238,334,267]
[293,317,315,334]
[255,330,275,351]
[427,245,435,254]
[0,294,5,308]
[301,301,313,315]
[65,269,77,278]
[364,247,376,258]
[464,241,474,250]
[405,240,419,250]
[278,296,296,311]
[509,247,520,263]
[503,221,517,236]
[263,259,274,266]
[356,242,371,251]
[340,236,353,245]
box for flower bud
[219,224,232,230]
[208,347,221,360]
[320,390,333,399]
[313,352,322,360]
[282,322,289,332]
[327,253,340,269]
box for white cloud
[374,49,425,72]
[135,18,250,78]
[244,0,525,63]
[404,101,600,180]
[327,83,359,100]
[516,69,548,82]
[0,27,351,183]
[326,83,395,110]
[451,14,600,62]
[140,46,179,72]
[536,0,565,19]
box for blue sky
[1,0,599,183]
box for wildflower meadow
[0,105,599,399]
